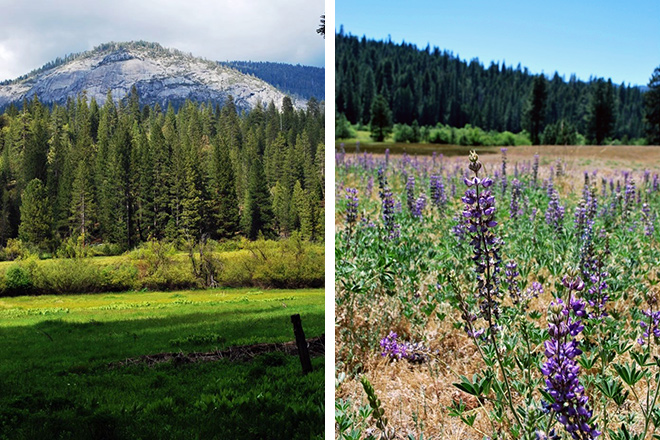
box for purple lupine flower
[653,173,659,192]
[360,217,377,229]
[638,309,660,346]
[530,207,538,222]
[574,198,588,231]
[385,148,390,167]
[461,151,502,328]
[406,175,416,212]
[532,153,540,187]
[587,269,609,319]
[381,187,400,240]
[582,172,590,200]
[510,179,523,220]
[535,429,561,440]
[378,171,400,240]
[505,260,522,305]
[526,281,544,299]
[623,179,636,221]
[412,193,427,219]
[380,331,408,359]
[451,213,467,240]
[578,221,597,280]
[345,188,359,223]
[542,293,600,440]
[546,185,565,233]
[379,332,429,363]
[430,174,447,210]
[365,175,374,198]
[377,168,386,192]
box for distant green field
[0,288,324,439]
[336,129,499,156]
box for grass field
[336,146,660,439]
[0,287,324,439]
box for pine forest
[0,90,325,255]
[336,31,647,144]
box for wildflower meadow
[335,144,660,440]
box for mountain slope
[220,61,324,101]
[0,41,302,110]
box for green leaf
[613,362,645,387]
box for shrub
[99,263,138,291]
[3,264,33,294]
[214,236,323,288]
[0,238,35,261]
[30,258,103,294]
[335,112,355,139]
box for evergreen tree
[149,119,172,239]
[291,180,312,240]
[271,180,291,236]
[212,136,240,239]
[69,161,96,245]
[370,94,393,142]
[19,178,52,249]
[588,79,617,145]
[645,66,660,145]
[525,75,548,145]
[240,155,274,240]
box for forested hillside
[221,61,325,101]
[336,31,646,142]
[0,90,324,253]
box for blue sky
[0,0,325,82]
[336,0,659,86]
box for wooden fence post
[291,314,312,374]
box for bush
[393,124,414,143]
[30,259,103,294]
[335,112,355,139]
[3,264,33,294]
[0,238,36,261]
[218,235,324,288]
[99,263,138,291]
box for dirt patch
[109,334,324,368]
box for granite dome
[0,41,302,110]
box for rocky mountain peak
[0,41,303,111]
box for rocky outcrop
[0,42,302,110]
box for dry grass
[335,145,660,439]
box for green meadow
[0,288,324,439]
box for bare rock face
[0,42,302,110]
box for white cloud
[0,0,325,81]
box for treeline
[221,61,325,101]
[0,90,325,253]
[336,30,646,142]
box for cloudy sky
[0,0,325,82]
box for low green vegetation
[0,236,324,296]
[0,287,324,439]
